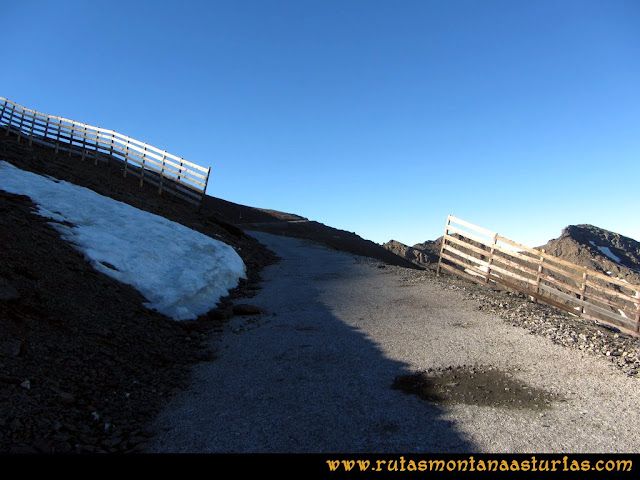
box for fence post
[94,129,99,165]
[0,99,7,127]
[123,139,129,177]
[68,123,73,157]
[81,126,87,161]
[158,152,166,195]
[199,167,211,211]
[28,113,35,145]
[579,267,588,316]
[55,120,61,154]
[436,215,452,276]
[44,116,50,140]
[140,145,147,187]
[16,106,24,142]
[534,249,545,302]
[5,103,15,137]
[485,233,498,283]
[634,289,640,334]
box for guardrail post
[436,215,452,276]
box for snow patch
[0,161,246,321]
[589,240,623,264]
[597,245,622,264]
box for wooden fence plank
[448,215,496,238]
[0,96,210,207]
[438,216,640,338]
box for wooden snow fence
[437,215,640,338]
[0,96,210,208]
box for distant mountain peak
[382,238,442,270]
[540,224,640,282]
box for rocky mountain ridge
[538,224,640,286]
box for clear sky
[4,0,639,248]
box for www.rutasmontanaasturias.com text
[325,455,633,473]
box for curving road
[148,232,640,453]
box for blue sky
[4,0,639,247]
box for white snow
[0,161,246,321]
[589,240,623,263]
[597,245,622,264]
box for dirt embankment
[0,129,417,453]
[0,130,281,453]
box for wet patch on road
[392,364,562,410]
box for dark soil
[392,365,561,410]
[0,190,206,453]
[0,130,280,453]
[0,128,417,454]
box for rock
[10,418,22,431]
[0,278,20,301]
[33,438,54,453]
[207,308,232,321]
[232,304,262,316]
[53,441,73,453]
[20,379,30,389]
[127,436,148,447]
[102,436,123,448]
[196,349,217,361]
[58,391,76,406]
[0,339,22,358]
[0,374,23,385]
[10,444,38,454]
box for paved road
[148,232,640,453]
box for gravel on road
[148,232,640,454]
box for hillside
[382,238,442,270]
[3,125,637,454]
[0,127,417,453]
[384,225,640,286]
[538,224,640,286]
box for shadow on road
[149,232,476,453]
